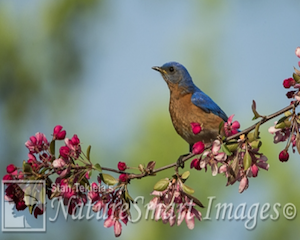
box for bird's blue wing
[191,91,228,122]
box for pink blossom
[92,200,104,212]
[104,213,123,237]
[268,122,291,143]
[52,158,66,168]
[25,132,49,153]
[251,164,259,177]
[224,115,240,137]
[295,47,300,58]
[88,183,100,203]
[200,140,227,176]
[114,220,122,237]
[64,135,81,159]
[177,200,202,229]
[190,122,202,135]
[239,176,249,193]
[53,125,66,140]
[59,146,70,158]
[190,158,201,170]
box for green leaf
[221,144,233,156]
[296,131,300,154]
[28,205,34,215]
[254,122,261,140]
[294,67,300,76]
[101,173,118,186]
[23,160,33,174]
[293,72,300,83]
[219,121,224,134]
[276,115,289,125]
[243,151,251,171]
[275,121,287,129]
[86,145,91,161]
[180,190,204,208]
[93,163,102,173]
[284,111,292,117]
[250,140,262,149]
[252,100,261,120]
[124,190,134,203]
[181,183,195,195]
[181,171,190,180]
[50,140,55,156]
[225,140,239,152]
[247,132,256,142]
[153,178,169,191]
[78,171,90,187]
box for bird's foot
[176,153,189,169]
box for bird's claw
[176,153,189,168]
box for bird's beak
[152,66,166,74]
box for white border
[2,180,46,232]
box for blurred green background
[1,0,300,239]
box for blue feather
[191,90,228,122]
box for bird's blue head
[152,62,195,91]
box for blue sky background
[1,1,300,240]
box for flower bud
[53,125,66,140]
[283,79,291,88]
[119,173,128,182]
[279,149,289,162]
[296,47,300,58]
[190,122,202,135]
[192,141,205,155]
[251,164,259,177]
[6,164,17,174]
[117,162,127,171]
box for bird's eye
[169,66,174,72]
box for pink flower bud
[6,164,17,174]
[119,173,128,182]
[192,141,205,155]
[286,91,296,99]
[71,134,80,145]
[117,162,127,171]
[59,146,70,158]
[3,174,13,181]
[52,158,66,168]
[190,158,201,170]
[239,176,249,193]
[53,125,66,140]
[190,122,202,135]
[279,149,289,162]
[283,79,291,89]
[295,47,300,58]
[114,220,122,237]
[251,164,259,177]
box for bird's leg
[176,154,189,169]
[176,144,193,168]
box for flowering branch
[2,47,300,238]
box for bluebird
[152,62,228,159]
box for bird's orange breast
[168,84,224,144]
